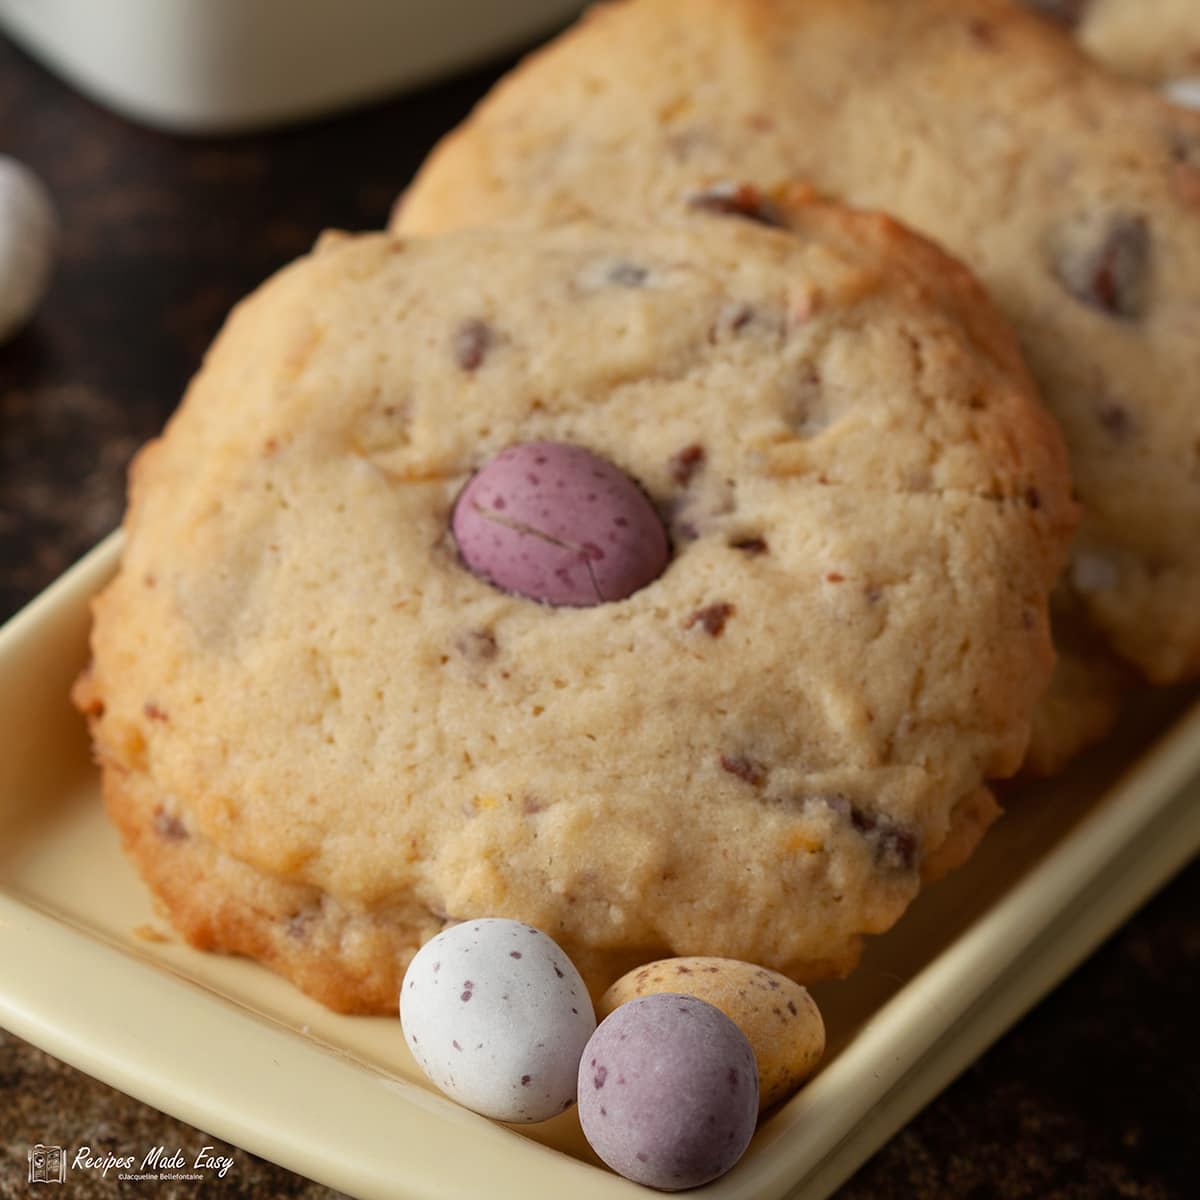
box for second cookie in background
[394,0,1200,770]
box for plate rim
[2,536,1198,1200]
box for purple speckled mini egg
[451,440,669,606]
[578,993,759,1191]
[399,918,596,1123]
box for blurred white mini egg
[0,156,57,343]
[400,919,596,1123]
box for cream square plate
[2,534,1198,1199]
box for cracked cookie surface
[76,202,1073,1011]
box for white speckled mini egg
[400,919,596,1123]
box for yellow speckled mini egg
[599,957,826,1111]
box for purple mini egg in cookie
[578,993,759,1190]
[451,440,669,606]
[400,919,595,1123]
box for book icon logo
[28,1144,66,1184]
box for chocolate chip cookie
[75,198,1073,1011]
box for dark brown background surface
[1,26,1197,1200]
